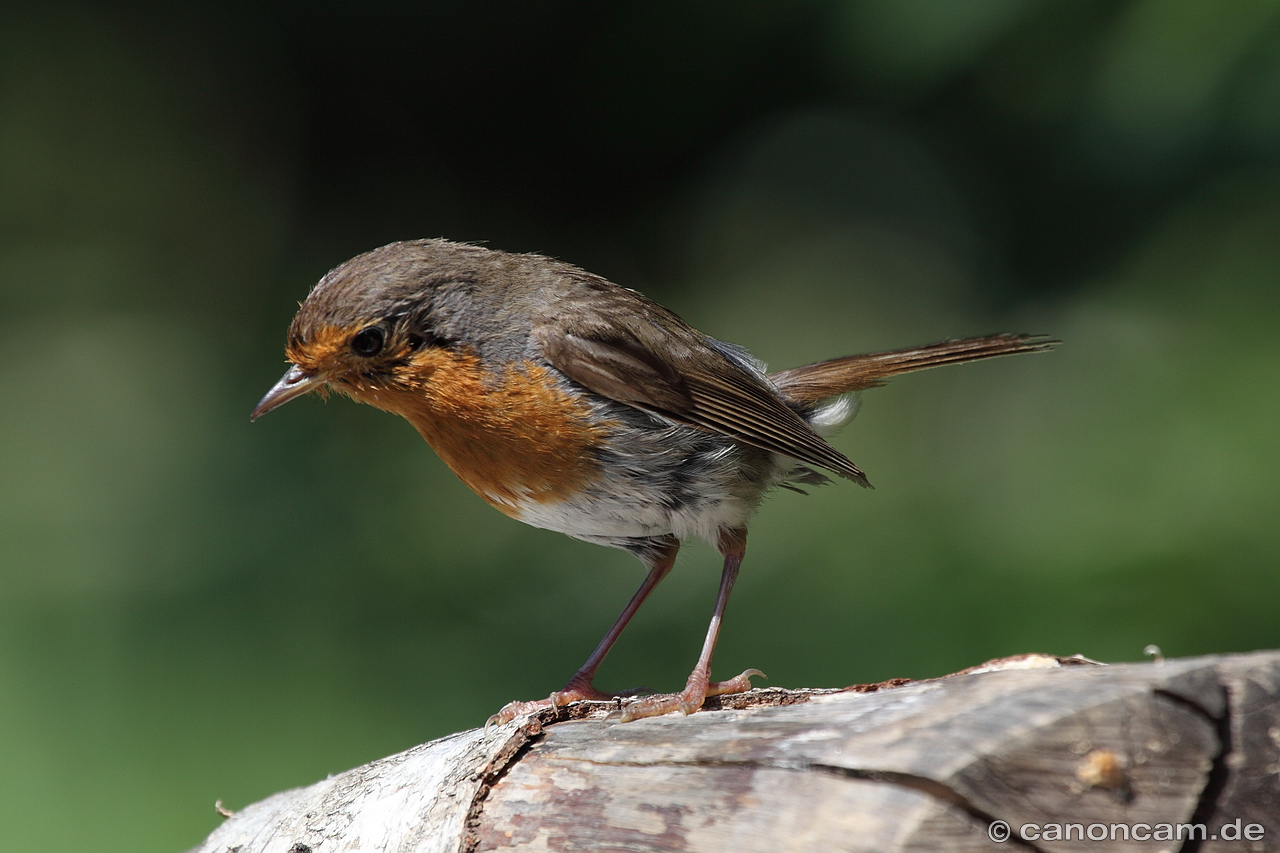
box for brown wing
[769,334,1057,405]
[534,289,870,487]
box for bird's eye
[350,327,385,357]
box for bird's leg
[489,537,680,724]
[550,537,681,702]
[615,527,764,722]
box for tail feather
[770,333,1056,405]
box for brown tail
[769,333,1057,405]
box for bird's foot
[487,680,622,727]
[611,668,765,722]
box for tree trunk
[192,651,1280,853]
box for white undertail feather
[807,392,861,436]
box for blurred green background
[3,1,1280,849]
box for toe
[615,693,689,722]
[706,668,766,697]
[485,700,530,728]
[489,683,621,725]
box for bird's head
[251,239,515,420]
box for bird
[252,238,1054,723]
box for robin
[252,239,1053,723]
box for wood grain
[192,651,1280,853]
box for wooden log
[192,651,1280,853]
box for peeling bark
[192,652,1280,853]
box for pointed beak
[251,365,329,421]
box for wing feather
[534,291,870,486]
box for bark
[192,651,1280,853]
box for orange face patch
[285,324,353,377]
[339,348,609,513]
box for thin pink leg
[617,527,764,722]
[490,538,680,724]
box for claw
[485,700,527,730]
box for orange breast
[350,349,609,515]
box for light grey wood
[191,652,1280,853]
[194,726,515,853]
